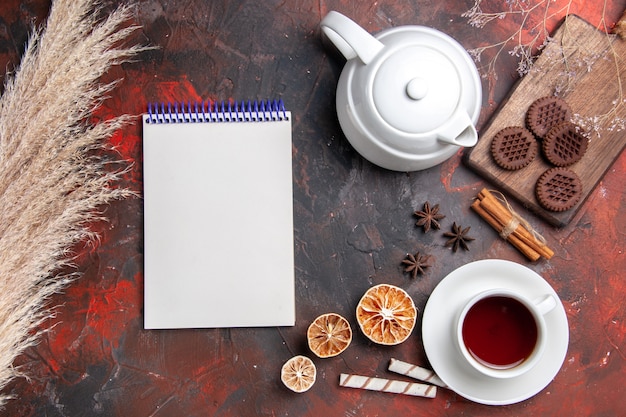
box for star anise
[443,222,475,252]
[414,202,446,233]
[401,252,432,279]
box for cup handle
[320,11,384,65]
[533,294,557,315]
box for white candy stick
[339,373,437,398]
[388,358,448,388]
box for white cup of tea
[455,289,557,379]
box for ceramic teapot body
[321,11,482,171]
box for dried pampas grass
[0,0,144,406]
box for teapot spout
[436,109,478,148]
[320,11,384,65]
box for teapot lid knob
[406,78,429,100]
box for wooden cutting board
[465,12,626,227]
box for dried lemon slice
[281,355,316,393]
[356,284,417,345]
[307,313,352,358]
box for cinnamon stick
[473,189,553,260]
[471,199,541,261]
[480,190,554,259]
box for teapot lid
[369,27,480,138]
[374,45,461,134]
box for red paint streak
[46,270,142,363]
[440,151,482,193]
[107,128,140,162]
[439,152,462,192]
[84,279,138,349]
[138,75,203,106]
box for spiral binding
[145,99,289,124]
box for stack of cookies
[490,96,587,212]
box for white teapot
[320,11,482,171]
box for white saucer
[422,259,569,405]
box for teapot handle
[320,11,384,65]
[436,109,478,148]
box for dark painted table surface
[2,1,626,416]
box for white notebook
[142,100,295,329]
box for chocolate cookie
[526,96,572,139]
[490,126,538,170]
[535,167,582,212]
[542,122,588,167]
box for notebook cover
[142,108,295,329]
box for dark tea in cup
[456,289,556,378]
[461,295,538,369]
